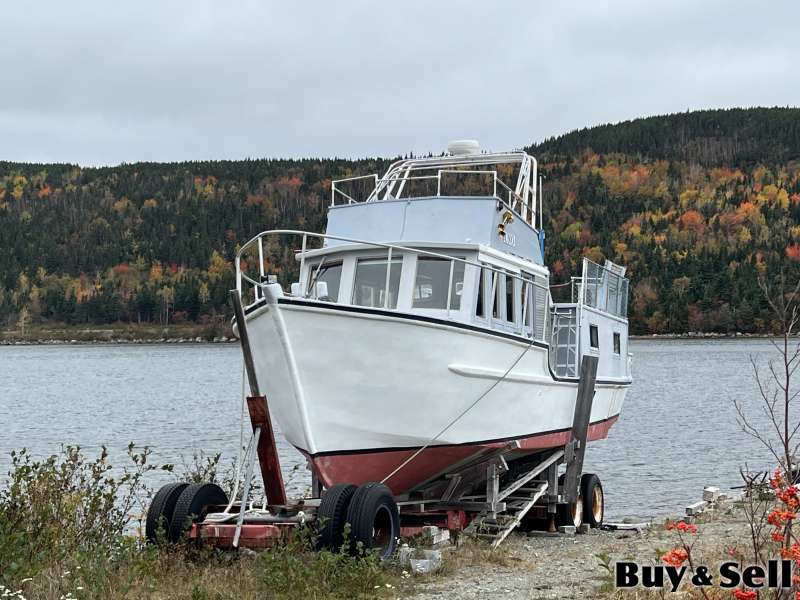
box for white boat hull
[244,295,629,492]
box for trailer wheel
[145,482,189,543]
[345,482,400,560]
[316,483,357,551]
[169,482,229,543]
[580,473,604,527]
[556,474,583,528]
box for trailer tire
[316,483,358,551]
[169,482,229,543]
[345,482,399,560]
[145,482,189,543]
[580,473,604,527]
[557,474,584,528]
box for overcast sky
[1,1,798,166]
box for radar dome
[447,140,480,156]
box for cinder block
[557,525,576,535]
[702,487,721,502]
[421,525,450,545]
[578,523,591,534]
[527,530,559,538]
[686,500,708,516]
[410,558,435,574]
[410,550,442,574]
[397,543,412,567]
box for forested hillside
[3,107,800,335]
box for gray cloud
[1,0,798,165]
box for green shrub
[0,444,164,585]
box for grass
[0,446,406,600]
[9,542,401,600]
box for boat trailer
[145,292,605,555]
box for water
[0,339,786,520]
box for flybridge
[327,144,545,265]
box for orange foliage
[679,210,705,233]
[718,210,745,231]
[786,244,800,262]
[37,185,51,198]
[282,176,303,188]
[736,202,759,221]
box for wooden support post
[311,468,322,498]
[231,290,260,397]
[563,355,598,504]
[247,396,288,506]
[486,462,500,516]
[230,290,288,506]
[546,463,559,513]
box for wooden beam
[230,290,260,397]
[563,355,598,503]
[247,395,288,506]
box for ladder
[464,480,549,548]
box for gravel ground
[405,508,752,599]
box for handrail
[331,174,378,205]
[329,151,539,226]
[331,167,533,225]
[236,229,551,340]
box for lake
[0,338,785,520]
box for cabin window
[505,274,515,323]
[522,275,534,335]
[613,332,621,354]
[307,261,342,301]
[413,258,466,310]
[475,267,485,317]
[352,257,402,309]
[491,272,501,319]
[589,324,599,349]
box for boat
[233,141,632,496]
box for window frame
[306,260,344,302]
[411,256,466,311]
[350,255,403,309]
[613,331,621,355]
[589,324,599,349]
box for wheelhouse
[236,146,630,383]
[292,240,551,344]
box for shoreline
[1,327,785,346]
[0,323,237,346]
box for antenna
[539,174,543,231]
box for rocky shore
[0,336,236,345]
[409,507,751,599]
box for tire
[580,473,604,528]
[168,482,229,543]
[556,474,584,528]
[316,483,357,551]
[345,482,400,560]
[145,482,189,543]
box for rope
[380,336,536,485]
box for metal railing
[575,258,629,318]
[330,151,541,228]
[236,229,550,342]
[330,174,378,205]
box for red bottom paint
[306,416,619,495]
